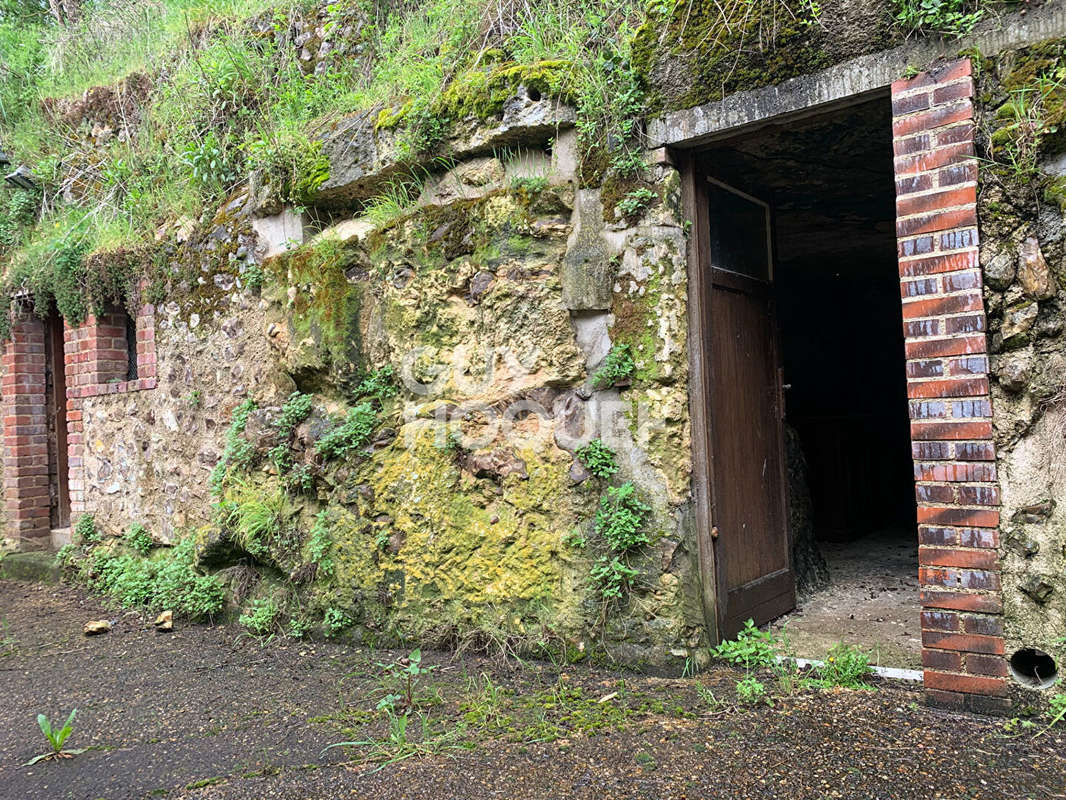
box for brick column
[1,311,50,548]
[892,59,1008,714]
[63,303,157,518]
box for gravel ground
[0,579,1063,800]
[773,529,922,670]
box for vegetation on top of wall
[0,0,652,331]
[978,39,1066,187]
[892,0,987,37]
[631,0,832,113]
[0,0,1018,334]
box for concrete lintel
[648,4,1066,148]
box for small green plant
[576,439,619,479]
[694,682,721,712]
[354,366,398,402]
[1045,692,1066,726]
[308,511,334,578]
[285,464,315,494]
[243,261,265,292]
[378,649,438,712]
[73,514,99,544]
[186,390,203,408]
[591,344,635,389]
[814,643,873,689]
[239,598,280,636]
[893,0,985,37]
[564,529,587,548]
[181,132,235,189]
[25,710,86,765]
[510,175,550,194]
[210,399,258,496]
[375,530,390,551]
[315,403,377,460]
[595,483,651,552]
[614,187,657,218]
[590,555,639,600]
[273,391,313,438]
[53,543,76,570]
[712,619,779,671]
[268,444,292,473]
[735,676,771,707]
[323,607,351,638]
[288,617,312,639]
[124,523,152,556]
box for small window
[706,178,773,281]
[125,311,138,381]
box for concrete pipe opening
[1008,648,1058,689]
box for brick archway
[892,59,1008,713]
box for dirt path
[0,580,1062,800]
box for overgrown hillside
[0,0,998,331]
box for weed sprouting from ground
[73,514,99,544]
[25,709,85,765]
[65,535,225,620]
[811,643,872,689]
[712,620,779,671]
[124,522,152,556]
[239,597,281,637]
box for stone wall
[976,38,1066,693]
[66,113,705,665]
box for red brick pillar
[892,59,1009,714]
[1,310,50,549]
[63,303,157,518]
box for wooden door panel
[703,178,795,639]
[710,283,783,589]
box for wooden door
[45,310,70,530]
[703,177,794,638]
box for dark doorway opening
[44,308,70,531]
[692,95,920,666]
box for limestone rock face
[1017,237,1058,300]
[562,189,615,311]
[1000,302,1039,346]
[315,93,577,210]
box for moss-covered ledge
[646,1,1066,148]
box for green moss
[1044,176,1066,211]
[268,237,365,392]
[632,0,829,112]
[323,422,581,643]
[375,100,414,130]
[435,60,574,121]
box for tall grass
[0,0,649,318]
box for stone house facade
[3,1,1066,716]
